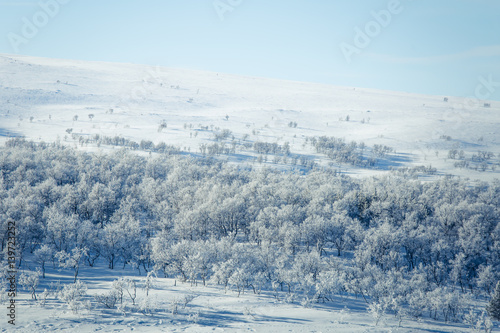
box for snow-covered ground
[8,263,476,333]
[1,53,499,181]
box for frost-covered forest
[1,138,499,330]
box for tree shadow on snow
[0,128,23,137]
[196,309,310,328]
[372,152,413,170]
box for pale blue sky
[1,0,499,100]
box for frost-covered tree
[55,247,88,282]
[81,182,116,226]
[326,214,359,257]
[210,195,248,238]
[19,270,40,300]
[58,280,87,314]
[34,245,53,278]
[476,265,498,296]
[487,281,500,320]
[43,206,79,252]
[355,222,403,271]
[101,212,141,269]
[183,240,216,286]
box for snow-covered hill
[1,53,499,180]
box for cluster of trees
[253,141,290,155]
[308,136,364,166]
[372,144,394,158]
[449,149,499,172]
[199,142,236,156]
[390,165,437,178]
[309,136,396,167]
[70,133,180,154]
[308,136,403,169]
[308,136,377,166]
[212,129,233,141]
[1,138,499,323]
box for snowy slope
[8,264,479,333]
[1,53,499,180]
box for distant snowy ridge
[1,53,499,180]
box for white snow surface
[5,265,477,333]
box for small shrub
[170,297,180,315]
[58,280,87,314]
[94,290,119,309]
[19,270,40,300]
